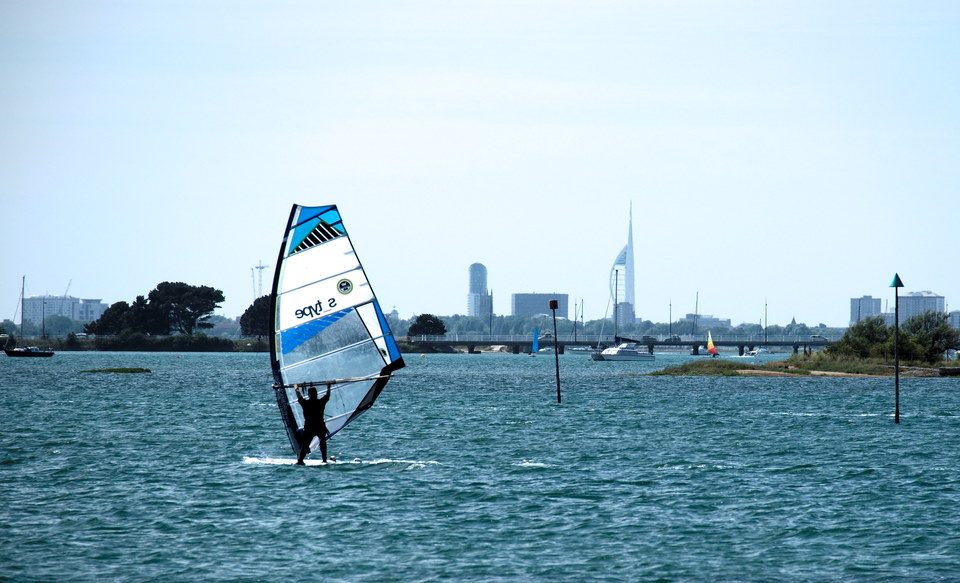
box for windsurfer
[295,383,331,464]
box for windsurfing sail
[706,331,719,356]
[532,327,540,353]
[269,204,405,455]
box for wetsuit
[296,386,330,464]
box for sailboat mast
[614,274,619,341]
[693,291,699,335]
[20,276,25,338]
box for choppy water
[2,351,959,581]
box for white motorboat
[590,342,655,361]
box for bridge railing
[404,333,837,344]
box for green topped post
[890,273,904,424]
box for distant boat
[746,347,766,357]
[530,327,539,356]
[591,341,655,361]
[4,276,54,358]
[5,346,54,358]
[707,331,719,357]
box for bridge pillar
[748,345,755,352]
[793,344,799,355]
[558,345,565,355]
[738,345,744,356]
[647,344,654,355]
[467,345,476,354]
[691,344,700,355]
[512,345,520,354]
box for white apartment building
[22,295,108,325]
[850,295,882,324]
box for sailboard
[706,331,719,357]
[269,204,405,456]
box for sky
[2,1,958,328]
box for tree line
[827,313,959,364]
[84,282,225,336]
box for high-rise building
[512,293,568,318]
[949,311,960,330]
[898,291,945,321]
[609,203,636,324]
[467,263,493,319]
[22,295,108,325]
[882,290,947,326]
[850,295,882,324]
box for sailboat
[591,260,655,362]
[4,276,54,358]
[269,204,404,458]
[530,327,539,356]
[706,331,719,357]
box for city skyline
[3,3,958,327]
[8,282,958,330]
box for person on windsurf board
[295,383,331,464]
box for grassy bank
[653,353,953,377]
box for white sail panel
[275,267,373,332]
[279,237,359,294]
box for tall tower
[467,263,493,318]
[469,263,487,295]
[608,203,636,326]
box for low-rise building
[512,293,568,318]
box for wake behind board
[268,204,405,459]
[243,457,439,469]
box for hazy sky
[3,1,958,327]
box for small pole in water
[891,273,904,424]
[549,299,561,404]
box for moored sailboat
[4,276,54,358]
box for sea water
[2,352,959,580]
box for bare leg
[296,439,310,465]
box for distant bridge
[402,334,834,355]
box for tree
[129,295,168,335]
[827,316,890,359]
[148,282,225,335]
[407,313,447,336]
[85,301,131,335]
[902,311,960,364]
[240,296,272,339]
[44,315,80,337]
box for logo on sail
[337,279,354,294]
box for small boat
[5,346,54,358]
[591,342,655,361]
[706,331,719,357]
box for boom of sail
[270,204,405,455]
